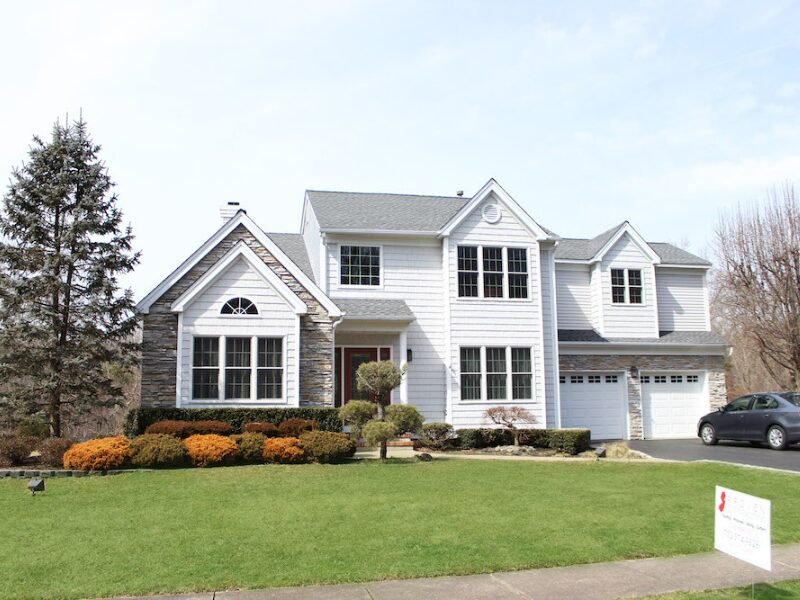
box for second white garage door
[560,372,627,440]
[641,372,708,439]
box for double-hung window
[340,245,380,286]
[457,246,528,299]
[191,336,284,400]
[459,346,533,401]
[610,268,643,304]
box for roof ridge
[306,189,466,200]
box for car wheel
[700,423,718,446]
[767,425,788,451]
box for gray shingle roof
[266,233,315,279]
[336,298,415,321]
[554,223,710,266]
[307,190,467,232]
[558,329,727,346]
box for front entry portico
[331,298,416,407]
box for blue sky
[1,1,798,296]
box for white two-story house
[137,179,727,440]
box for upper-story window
[457,245,528,299]
[340,245,380,286]
[610,268,642,304]
[221,297,258,315]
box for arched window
[221,297,258,315]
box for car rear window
[778,393,800,406]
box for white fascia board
[591,222,661,264]
[137,210,342,318]
[555,258,593,265]
[438,178,553,240]
[321,228,437,237]
[656,263,712,270]
[171,241,308,315]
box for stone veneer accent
[559,353,727,440]
[141,225,334,408]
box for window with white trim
[459,346,533,401]
[611,268,643,304]
[456,245,529,299]
[191,336,284,400]
[221,297,258,315]
[340,245,380,286]
[459,347,481,401]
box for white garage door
[560,372,626,440]
[642,372,708,439]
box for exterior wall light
[407,349,413,363]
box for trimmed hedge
[278,418,319,437]
[129,434,188,468]
[300,431,356,463]
[183,434,239,467]
[125,407,341,436]
[63,437,131,471]
[144,419,234,437]
[547,429,591,455]
[263,437,305,464]
[456,427,591,455]
[231,433,267,463]
[417,422,456,450]
[242,422,280,437]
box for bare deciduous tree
[714,185,800,391]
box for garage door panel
[642,373,708,439]
[560,372,626,440]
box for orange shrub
[262,437,305,464]
[182,434,239,467]
[63,437,131,471]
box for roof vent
[220,201,242,222]
[456,190,464,197]
[482,203,501,224]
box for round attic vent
[482,203,502,224]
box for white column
[399,329,408,405]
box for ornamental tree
[484,406,537,446]
[355,360,411,459]
[0,118,139,437]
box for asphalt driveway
[628,439,800,473]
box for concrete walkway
[116,543,800,600]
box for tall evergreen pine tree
[0,118,139,436]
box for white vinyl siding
[555,264,593,329]
[656,268,709,331]
[327,238,446,421]
[447,195,546,429]
[600,234,658,338]
[178,256,298,407]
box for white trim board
[137,210,342,318]
[171,241,308,315]
[438,178,555,241]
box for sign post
[714,486,771,571]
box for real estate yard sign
[714,486,771,571]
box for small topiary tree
[385,405,424,436]
[356,360,406,459]
[338,400,376,441]
[418,422,455,450]
[484,406,537,446]
[362,420,397,451]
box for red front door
[344,347,378,403]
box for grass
[2,459,800,599]
[642,579,800,599]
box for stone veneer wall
[559,353,727,440]
[141,225,334,408]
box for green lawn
[643,579,800,599]
[2,459,800,600]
